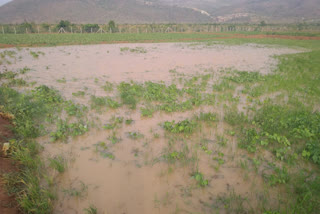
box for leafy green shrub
[83,24,99,33]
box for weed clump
[50,119,88,142]
[90,95,120,111]
[163,119,197,134]
[191,171,208,187]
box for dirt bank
[0,117,19,214]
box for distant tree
[297,22,307,31]
[108,20,117,33]
[17,22,34,33]
[83,24,99,33]
[260,21,267,27]
[41,23,50,31]
[57,20,71,29]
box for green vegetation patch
[163,119,197,134]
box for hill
[0,0,319,24]
[0,0,212,24]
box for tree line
[1,20,320,34]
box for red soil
[0,116,20,214]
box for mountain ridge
[0,0,319,24]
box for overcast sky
[0,0,12,7]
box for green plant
[128,131,144,140]
[163,119,197,134]
[217,135,228,147]
[90,95,120,111]
[109,132,121,144]
[153,133,160,138]
[64,101,88,117]
[141,106,155,117]
[62,181,88,198]
[0,70,17,79]
[164,151,185,163]
[216,190,249,213]
[226,71,265,83]
[102,81,113,92]
[263,164,289,186]
[56,77,66,83]
[84,205,98,214]
[4,140,54,214]
[50,119,88,142]
[50,119,70,142]
[197,112,217,123]
[48,156,66,173]
[5,78,28,87]
[19,66,31,74]
[125,119,134,125]
[72,90,85,97]
[191,171,208,187]
[120,47,147,53]
[118,82,143,109]
[103,116,123,130]
[224,110,248,126]
[30,51,44,58]
[212,79,235,91]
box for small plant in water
[163,119,197,134]
[125,119,134,125]
[48,156,66,173]
[191,171,208,187]
[84,205,98,214]
[128,131,144,140]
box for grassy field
[0,33,320,213]
[0,33,229,47]
[0,32,319,48]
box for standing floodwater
[1,42,303,214]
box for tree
[108,20,117,33]
[57,20,70,29]
[260,21,267,27]
[83,24,99,33]
[18,22,34,33]
[41,23,50,31]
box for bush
[83,24,100,33]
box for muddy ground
[1,42,303,214]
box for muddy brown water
[1,43,302,213]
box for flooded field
[6,43,299,98]
[1,42,311,214]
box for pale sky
[0,0,12,7]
